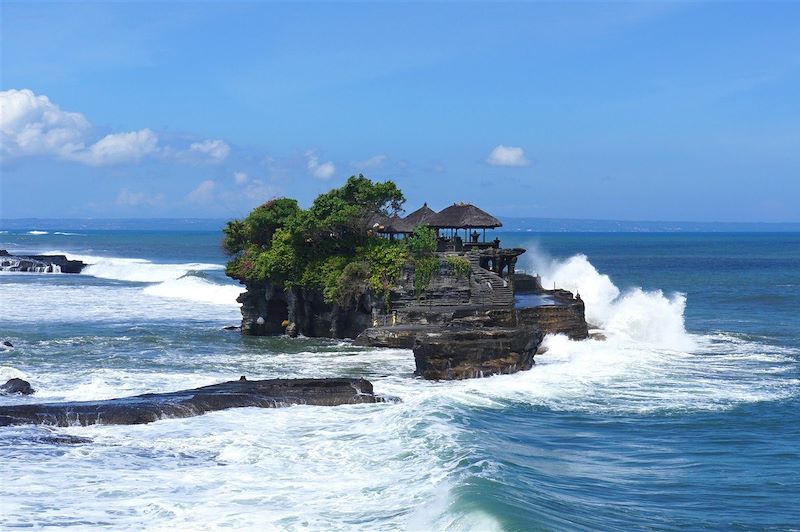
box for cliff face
[236,251,590,380]
[238,281,375,339]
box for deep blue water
[1,228,798,530]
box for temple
[234,192,590,381]
[368,201,523,282]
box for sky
[1,1,799,222]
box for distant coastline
[2,217,800,233]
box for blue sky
[1,1,799,222]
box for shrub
[446,255,471,279]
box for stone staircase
[466,253,513,307]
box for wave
[143,276,242,306]
[26,231,48,235]
[520,244,693,350]
[53,232,84,236]
[32,250,242,306]
[70,254,224,283]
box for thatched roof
[403,203,437,228]
[366,212,413,234]
[385,216,414,233]
[427,202,502,229]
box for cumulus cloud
[1,88,229,167]
[186,179,216,204]
[351,154,387,170]
[70,129,159,166]
[117,188,165,207]
[233,171,249,184]
[1,88,90,160]
[486,145,529,167]
[188,139,230,162]
[305,150,336,180]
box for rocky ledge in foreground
[0,378,387,427]
[0,250,85,273]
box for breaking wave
[521,244,693,350]
[39,251,241,306]
[72,253,224,283]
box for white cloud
[117,188,165,207]
[69,129,159,166]
[233,171,249,184]
[186,179,216,204]
[0,88,228,167]
[305,150,336,180]
[188,139,230,162]
[0,88,90,159]
[486,145,529,167]
[352,154,387,170]
[241,180,279,201]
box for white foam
[32,250,242,305]
[0,366,26,382]
[76,254,224,283]
[0,282,241,323]
[26,230,48,235]
[143,276,242,305]
[521,246,693,350]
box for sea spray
[519,244,693,349]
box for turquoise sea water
[1,227,798,530]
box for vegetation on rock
[446,255,471,279]
[225,175,421,309]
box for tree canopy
[224,175,432,307]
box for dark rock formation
[0,250,85,273]
[0,378,388,427]
[1,378,35,395]
[413,326,543,380]
[238,280,378,339]
[237,251,590,381]
[1,431,93,446]
[2,341,13,348]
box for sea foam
[35,250,242,306]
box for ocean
[1,226,798,530]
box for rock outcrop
[413,326,543,380]
[0,378,388,427]
[1,378,35,395]
[0,250,85,273]
[236,251,590,381]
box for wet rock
[413,326,544,380]
[1,378,35,395]
[0,250,85,273]
[40,434,93,445]
[354,324,433,349]
[2,341,13,348]
[0,377,390,427]
[222,325,241,331]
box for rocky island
[226,176,588,380]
